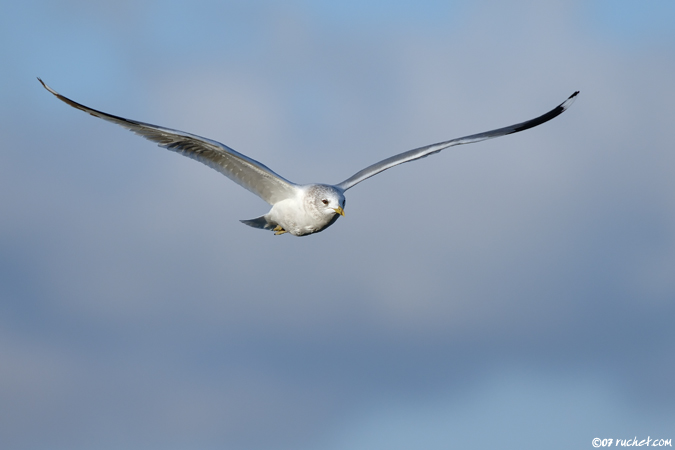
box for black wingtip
[506,91,579,135]
[37,77,59,97]
[559,91,580,111]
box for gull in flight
[39,78,578,236]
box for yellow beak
[334,206,345,217]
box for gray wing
[336,91,579,191]
[39,78,298,205]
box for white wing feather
[336,91,579,191]
[38,78,298,205]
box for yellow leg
[273,225,287,235]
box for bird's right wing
[39,78,298,205]
[336,91,579,191]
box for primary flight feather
[39,78,578,236]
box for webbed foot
[273,225,288,235]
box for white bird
[39,78,578,236]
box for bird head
[308,185,346,218]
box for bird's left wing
[336,91,579,191]
[39,78,298,205]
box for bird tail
[240,215,276,230]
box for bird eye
[322,199,329,205]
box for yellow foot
[273,225,287,235]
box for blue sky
[1,1,675,449]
